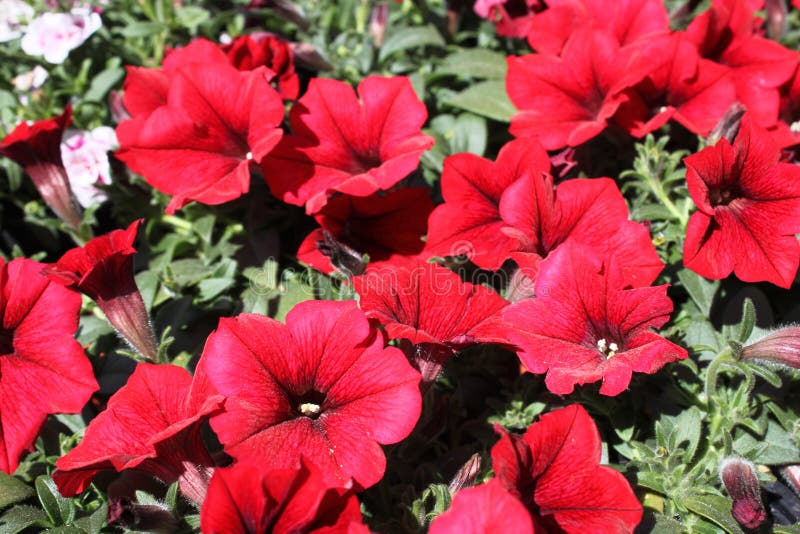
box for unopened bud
[370,4,389,47]
[448,453,482,494]
[107,498,178,533]
[739,326,800,369]
[317,230,367,277]
[720,457,767,529]
[766,0,788,41]
[782,465,800,497]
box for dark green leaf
[444,80,517,122]
[175,6,210,31]
[73,503,107,534]
[450,113,487,156]
[682,494,745,534]
[118,21,165,38]
[737,298,756,343]
[35,476,74,526]
[379,25,445,62]
[0,504,51,533]
[677,269,719,316]
[438,49,507,79]
[0,472,34,510]
[83,67,124,102]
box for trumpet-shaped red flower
[54,363,224,505]
[683,114,800,288]
[116,62,284,214]
[0,258,97,474]
[223,34,300,100]
[200,459,366,534]
[44,219,158,361]
[194,300,422,489]
[502,244,687,395]
[507,28,648,150]
[526,0,669,55]
[261,76,435,214]
[429,479,534,534]
[614,33,736,137]
[491,405,642,531]
[297,187,433,275]
[0,106,82,231]
[686,0,798,129]
[423,139,550,271]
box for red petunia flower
[44,219,158,361]
[54,363,224,505]
[116,62,284,214]
[507,28,648,150]
[200,459,367,534]
[261,76,435,214]
[194,300,422,489]
[222,33,300,100]
[683,114,800,288]
[686,0,798,129]
[423,139,550,271]
[297,187,433,275]
[352,259,508,384]
[502,244,687,395]
[526,0,669,55]
[613,32,736,137]
[429,479,534,534]
[0,107,82,231]
[0,258,97,474]
[491,404,643,532]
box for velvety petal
[121,67,168,118]
[429,479,534,534]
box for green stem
[161,214,193,234]
[704,347,733,405]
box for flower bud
[370,4,389,47]
[766,0,788,41]
[708,102,745,146]
[738,326,800,369]
[720,457,767,529]
[448,453,482,493]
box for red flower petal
[429,479,534,534]
[116,63,283,213]
[0,258,97,474]
[262,76,434,214]
[194,300,421,489]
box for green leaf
[0,472,34,510]
[734,419,800,465]
[379,25,445,62]
[175,5,210,32]
[450,113,487,156]
[35,476,74,526]
[438,49,507,79]
[73,503,107,534]
[677,269,719,316]
[444,80,517,123]
[0,505,51,533]
[83,67,124,102]
[737,298,756,343]
[682,494,745,534]
[775,525,800,534]
[649,512,685,533]
[118,21,165,38]
[660,406,703,463]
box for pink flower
[21,6,101,64]
[61,126,117,207]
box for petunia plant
[4,0,800,533]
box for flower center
[291,389,327,420]
[0,329,12,355]
[596,338,620,359]
[709,187,738,207]
[299,402,321,416]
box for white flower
[0,0,33,43]
[20,6,101,64]
[61,127,118,208]
[11,65,48,92]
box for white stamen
[596,338,608,352]
[609,342,619,352]
[299,402,321,416]
[245,151,253,160]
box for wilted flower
[21,5,102,64]
[720,457,767,529]
[738,326,800,369]
[61,126,117,207]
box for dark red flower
[502,244,687,395]
[613,32,736,137]
[54,363,224,505]
[194,300,422,489]
[720,457,767,529]
[429,479,534,534]
[222,33,300,100]
[116,62,284,214]
[769,65,800,148]
[423,139,550,271]
[491,404,643,532]
[261,76,435,214]
[44,219,158,361]
[526,0,669,55]
[0,257,97,474]
[0,107,82,231]
[200,459,366,534]
[507,28,648,150]
[683,114,800,288]
[686,0,798,129]
[298,187,433,275]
